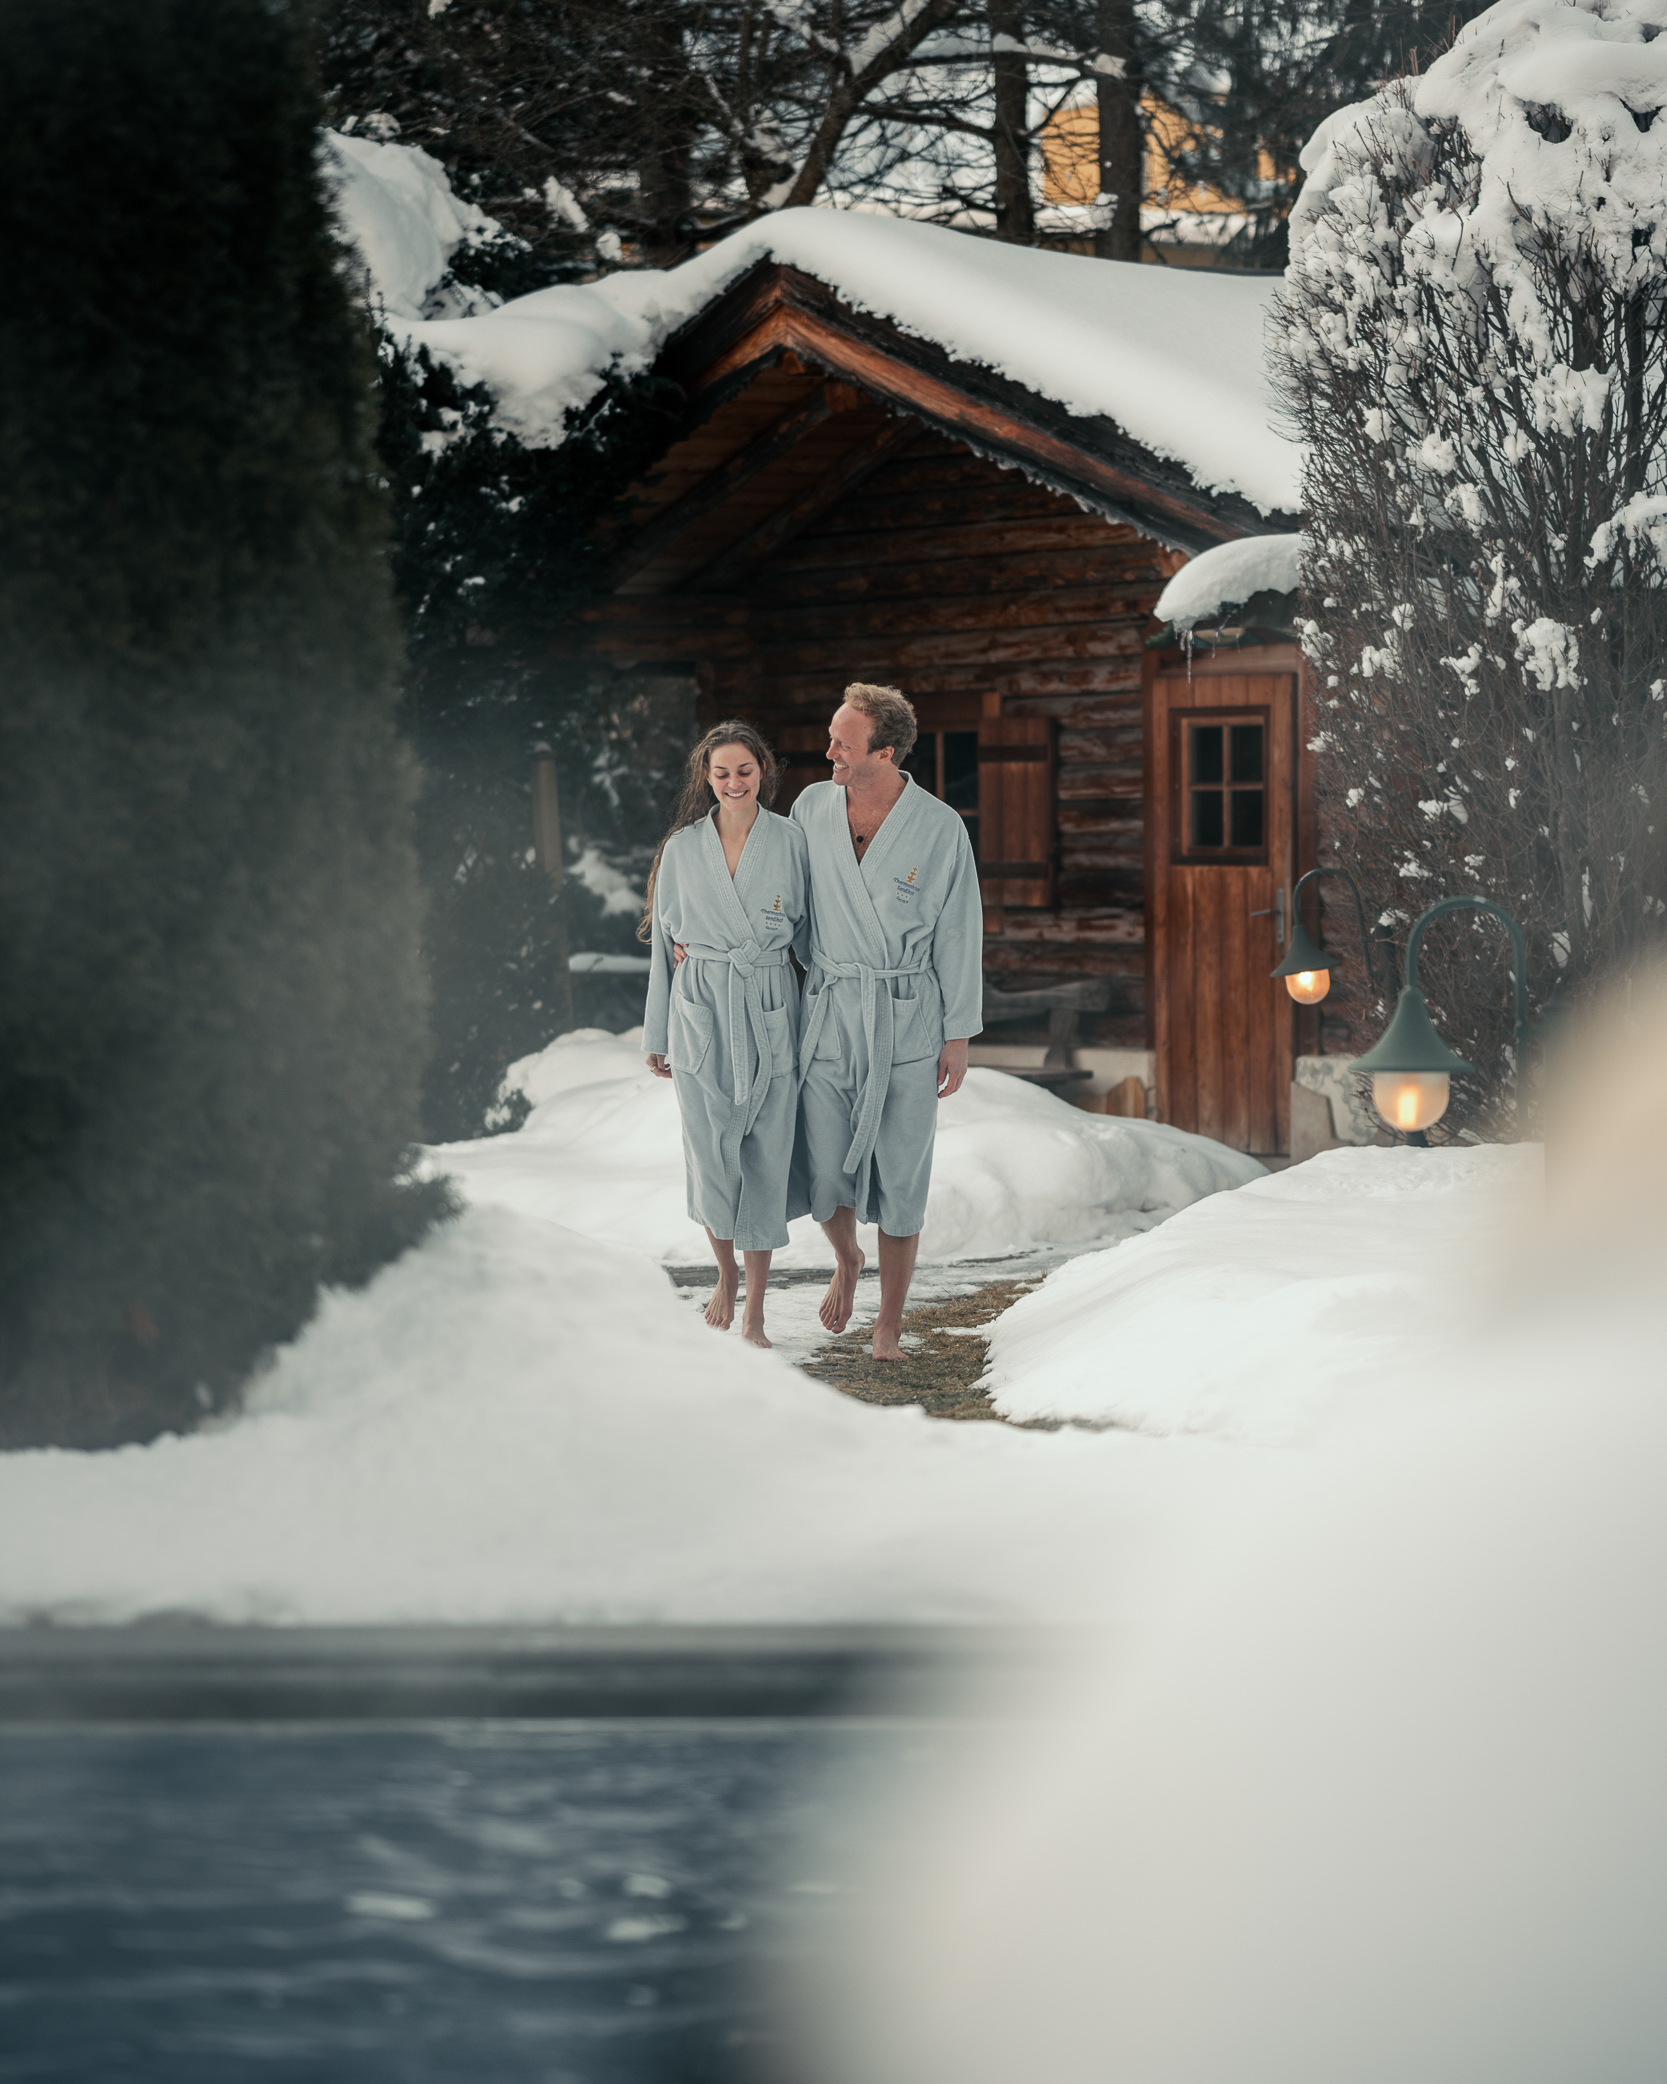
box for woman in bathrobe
[640,721,809,1348]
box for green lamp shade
[1353,988,1476,1077]
[1270,915,1330,981]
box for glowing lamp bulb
[1283,967,1331,1006]
[1370,1070,1451,1134]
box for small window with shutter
[903,729,980,851]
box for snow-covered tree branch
[1276,0,1667,1127]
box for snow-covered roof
[357,205,1298,518]
[325,131,502,322]
[1155,532,1302,631]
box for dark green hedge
[0,0,449,1448]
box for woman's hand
[646,1053,672,1079]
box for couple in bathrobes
[641,686,983,1357]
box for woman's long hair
[636,719,780,942]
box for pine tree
[0,0,450,1448]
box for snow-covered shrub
[1276,0,1667,1127]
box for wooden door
[1147,659,1297,1155]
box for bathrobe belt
[678,940,789,1133]
[802,949,934,1188]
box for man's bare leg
[817,1206,865,1333]
[740,1250,774,1348]
[870,1227,921,1362]
[704,1229,738,1330]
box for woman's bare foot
[705,1269,738,1329]
[741,1309,772,1349]
[819,1249,865,1334]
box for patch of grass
[802,1279,1062,1426]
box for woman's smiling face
[707,743,761,811]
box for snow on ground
[984,1143,1534,1439]
[391,207,1299,515]
[433,1027,1263,1270]
[0,1130,1537,1630]
[0,1203,1229,1630]
[1155,532,1302,631]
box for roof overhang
[649,260,1295,557]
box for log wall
[581,429,1180,1049]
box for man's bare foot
[705,1270,738,1330]
[741,1311,772,1349]
[871,1320,905,1363]
[819,1250,865,1334]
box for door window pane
[1230,788,1264,848]
[1190,790,1225,849]
[1229,723,1263,784]
[1189,723,1224,786]
[1178,714,1267,861]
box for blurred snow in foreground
[440,1026,1261,1267]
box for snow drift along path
[985,1144,1535,1439]
[437,1029,1262,1268]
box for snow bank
[394,208,1299,515]
[1155,532,1301,631]
[324,130,502,320]
[0,1203,1225,1628]
[984,1143,1535,1438]
[438,1028,1262,1266]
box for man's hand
[937,1037,969,1099]
[646,1052,672,1079]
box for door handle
[1250,888,1287,947]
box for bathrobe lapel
[691,811,778,1133]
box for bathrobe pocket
[762,1006,794,1080]
[669,997,714,1078]
[890,988,938,1065]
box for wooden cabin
[570,248,1309,1159]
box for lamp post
[1269,866,1382,1007]
[1353,895,1530,1144]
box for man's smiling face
[828,702,893,787]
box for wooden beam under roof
[607,379,861,592]
[687,415,921,592]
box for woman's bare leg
[704,1230,738,1329]
[740,1250,774,1348]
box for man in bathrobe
[792,683,983,1361]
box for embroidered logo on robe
[893,871,920,903]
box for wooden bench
[979,978,1112,1094]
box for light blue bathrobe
[791,776,983,1236]
[642,807,811,1251]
